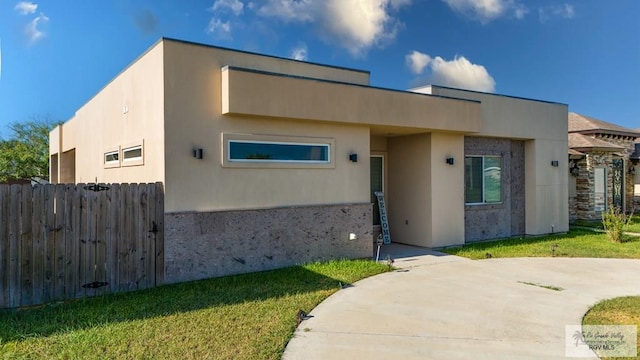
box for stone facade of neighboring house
[568,113,639,221]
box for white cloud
[539,4,575,23]
[256,0,314,22]
[14,1,37,15]
[513,3,528,19]
[206,0,244,40]
[211,0,244,16]
[406,51,431,74]
[291,44,308,61]
[442,0,527,23]
[408,52,495,92]
[206,17,232,39]
[256,0,411,57]
[26,13,49,44]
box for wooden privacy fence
[0,182,164,309]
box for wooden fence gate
[0,182,164,309]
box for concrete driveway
[283,244,640,359]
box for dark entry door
[370,156,383,225]
[612,158,624,210]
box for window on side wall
[121,141,144,167]
[465,155,502,204]
[104,148,120,168]
[222,133,335,168]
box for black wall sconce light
[445,157,454,165]
[349,153,358,162]
[193,148,203,159]
[569,160,580,177]
[551,160,559,167]
[630,166,637,176]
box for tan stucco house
[568,113,640,221]
[50,38,569,283]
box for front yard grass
[574,215,640,234]
[441,229,640,259]
[0,259,389,360]
[583,296,640,359]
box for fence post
[0,185,10,308]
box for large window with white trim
[222,133,334,168]
[229,140,329,163]
[465,155,502,204]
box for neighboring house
[50,38,568,283]
[568,113,639,221]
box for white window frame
[121,140,144,167]
[222,133,335,169]
[104,147,120,168]
[465,155,502,205]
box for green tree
[0,118,57,182]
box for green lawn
[629,215,640,233]
[574,215,640,233]
[441,229,640,259]
[0,259,389,360]
[583,296,640,359]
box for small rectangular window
[121,141,144,167]
[465,155,502,204]
[123,146,142,161]
[104,148,120,169]
[105,151,119,163]
[229,140,329,163]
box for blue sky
[0,0,638,137]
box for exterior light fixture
[349,153,358,162]
[630,166,636,176]
[551,160,559,167]
[193,148,203,159]
[445,157,454,165]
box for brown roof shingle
[568,112,640,137]
[568,133,624,151]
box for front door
[612,158,624,211]
[370,156,384,225]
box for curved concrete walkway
[284,245,640,359]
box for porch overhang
[221,66,482,134]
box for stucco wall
[162,40,373,213]
[387,134,431,247]
[429,133,466,246]
[164,203,372,283]
[50,41,166,185]
[222,67,481,133]
[387,133,465,247]
[425,86,567,142]
[464,137,525,242]
[428,86,569,236]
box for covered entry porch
[370,128,468,248]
